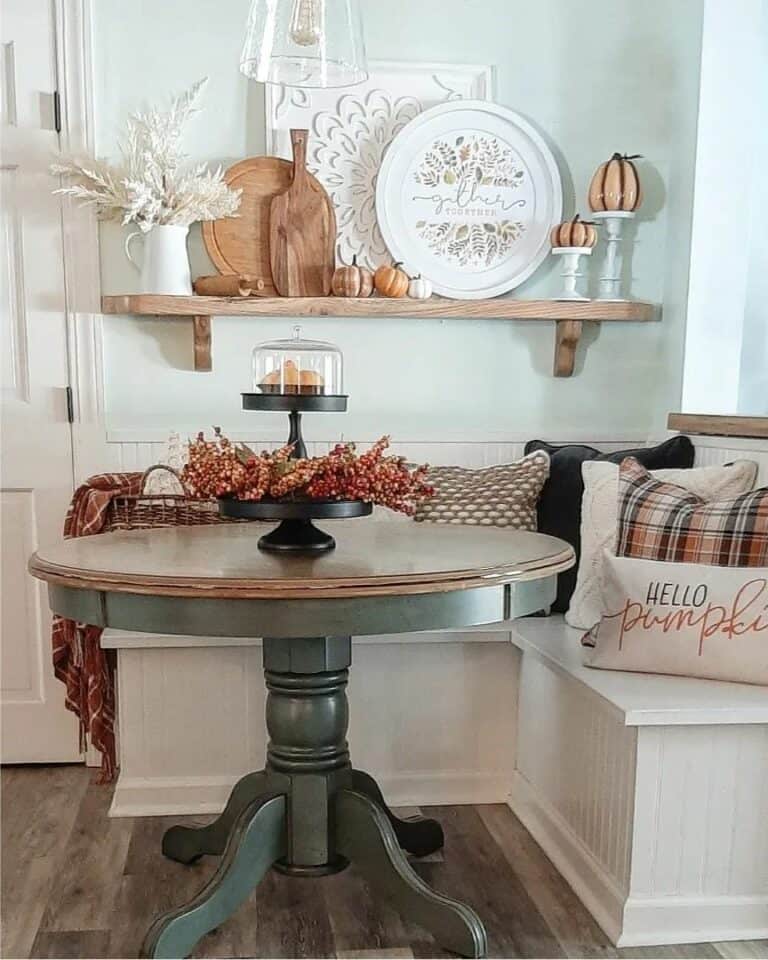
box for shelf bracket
[553,319,583,377]
[193,316,212,372]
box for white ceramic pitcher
[125,224,193,295]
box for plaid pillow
[616,458,768,566]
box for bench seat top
[511,615,768,726]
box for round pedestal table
[30,521,573,959]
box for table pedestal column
[142,636,487,960]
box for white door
[1,0,81,762]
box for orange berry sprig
[182,431,433,515]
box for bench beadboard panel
[509,622,768,947]
[107,633,520,817]
[631,724,768,898]
[515,650,637,890]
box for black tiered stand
[218,393,371,553]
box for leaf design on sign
[413,135,525,192]
[416,219,527,267]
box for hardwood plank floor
[1,766,764,960]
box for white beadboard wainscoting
[105,430,768,478]
[689,434,768,482]
[100,432,768,946]
[104,628,520,816]
[105,430,661,474]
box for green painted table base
[141,636,488,959]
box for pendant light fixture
[240,0,368,89]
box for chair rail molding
[54,0,107,483]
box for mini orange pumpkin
[588,153,642,212]
[374,262,409,298]
[331,255,374,298]
[550,214,597,249]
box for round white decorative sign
[375,101,562,299]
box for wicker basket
[105,465,225,532]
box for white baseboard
[110,770,511,818]
[109,775,234,818]
[508,771,768,947]
[620,895,768,947]
[508,770,625,945]
[374,771,511,807]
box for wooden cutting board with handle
[269,129,336,297]
[201,155,329,297]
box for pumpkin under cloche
[550,214,597,249]
[588,152,642,213]
[253,326,343,396]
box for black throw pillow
[524,436,695,613]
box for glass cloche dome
[252,325,343,396]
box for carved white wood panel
[266,60,493,267]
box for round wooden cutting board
[202,157,329,296]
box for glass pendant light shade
[240,0,368,89]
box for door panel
[1,0,81,762]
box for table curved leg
[335,789,487,959]
[162,770,270,864]
[142,793,286,959]
[350,768,444,857]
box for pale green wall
[95,0,703,440]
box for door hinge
[65,385,74,423]
[53,90,62,133]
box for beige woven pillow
[414,450,549,529]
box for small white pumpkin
[408,274,432,300]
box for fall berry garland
[182,430,434,516]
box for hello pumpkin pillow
[582,553,768,684]
[582,458,768,684]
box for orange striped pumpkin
[550,214,597,249]
[588,153,642,212]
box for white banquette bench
[100,433,768,947]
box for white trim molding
[54,0,107,483]
[682,0,765,415]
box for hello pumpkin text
[605,578,768,655]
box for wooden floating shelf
[101,295,657,376]
[667,413,768,440]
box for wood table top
[29,520,574,600]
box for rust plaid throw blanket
[52,472,142,782]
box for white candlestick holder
[592,210,635,300]
[551,246,592,300]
